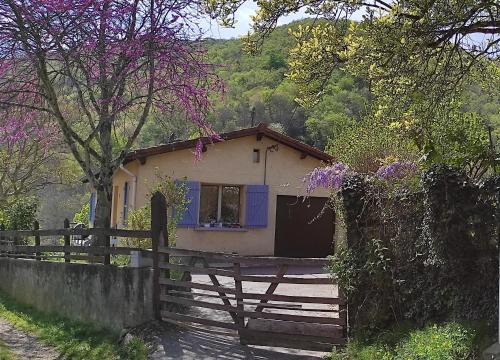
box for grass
[0,290,148,360]
[330,322,494,360]
[0,340,16,360]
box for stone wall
[0,258,154,331]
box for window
[199,185,218,223]
[253,149,260,163]
[199,185,241,225]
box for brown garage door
[274,195,335,258]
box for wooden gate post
[0,224,4,257]
[338,287,348,339]
[151,191,168,321]
[234,261,245,330]
[34,221,41,261]
[64,219,71,263]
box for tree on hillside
[208,0,499,172]
[0,0,222,237]
[212,0,499,112]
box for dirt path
[0,318,60,360]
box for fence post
[34,221,41,261]
[151,191,168,321]
[64,218,71,263]
[234,261,245,330]
[12,224,17,257]
[104,227,111,266]
[338,287,348,339]
[12,224,17,248]
[0,224,4,257]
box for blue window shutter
[89,192,96,225]
[177,181,200,227]
[245,185,269,228]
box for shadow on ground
[152,326,325,360]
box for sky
[201,2,311,39]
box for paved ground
[152,325,326,360]
[152,265,338,359]
[0,318,60,360]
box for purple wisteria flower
[376,161,417,180]
[305,162,354,194]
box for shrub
[125,170,189,248]
[330,322,489,360]
[73,201,90,225]
[124,205,152,249]
[395,323,475,360]
[0,197,38,230]
[330,166,498,334]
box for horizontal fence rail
[0,228,151,238]
[158,246,331,266]
[0,224,152,266]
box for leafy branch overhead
[209,1,498,112]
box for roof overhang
[124,123,334,165]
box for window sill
[194,227,248,232]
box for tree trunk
[94,184,112,246]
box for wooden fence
[0,221,152,265]
[0,192,348,352]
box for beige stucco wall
[112,135,331,255]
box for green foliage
[73,201,90,225]
[0,197,38,231]
[328,248,358,296]
[332,167,499,334]
[327,119,417,173]
[330,322,488,360]
[125,169,189,247]
[137,20,372,151]
[395,323,475,360]
[0,340,15,360]
[133,19,499,180]
[125,206,152,248]
[0,290,147,360]
[424,110,495,178]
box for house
[94,123,336,257]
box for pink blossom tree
[0,107,56,208]
[0,0,222,237]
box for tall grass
[0,339,16,360]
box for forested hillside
[137,19,499,155]
[137,19,371,150]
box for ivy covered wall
[334,166,499,335]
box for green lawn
[0,340,15,360]
[0,290,147,360]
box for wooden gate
[153,245,347,351]
[149,192,347,352]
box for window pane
[199,185,219,224]
[221,186,240,223]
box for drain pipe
[119,165,137,212]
